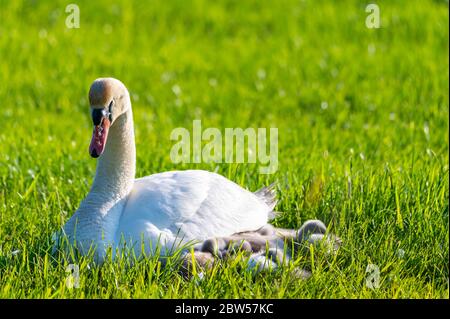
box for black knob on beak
[92,108,108,126]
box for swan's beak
[89,114,111,158]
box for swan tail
[254,182,278,219]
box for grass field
[0,0,448,298]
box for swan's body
[57,78,273,263]
[62,170,273,261]
[119,170,270,252]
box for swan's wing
[254,183,279,220]
[169,170,272,240]
[117,170,273,246]
[254,182,277,210]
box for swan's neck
[90,108,136,200]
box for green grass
[0,0,448,298]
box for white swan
[56,78,277,263]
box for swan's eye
[92,108,110,125]
[108,100,114,121]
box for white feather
[116,170,270,256]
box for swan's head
[88,78,130,158]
